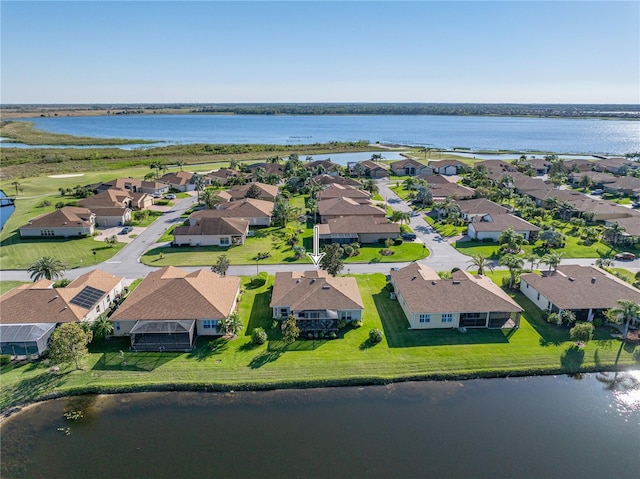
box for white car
[165,193,177,200]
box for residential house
[603,176,640,198]
[246,162,286,179]
[563,159,595,173]
[568,171,617,188]
[97,178,169,196]
[205,168,242,186]
[429,182,475,200]
[390,159,433,176]
[390,263,522,329]
[604,215,640,244]
[316,184,372,204]
[304,159,342,176]
[317,197,386,223]
[270,270,364,335]
[19,207,95,238]
[190,198,275,226]
[310,174,362,188]
[520,265,640,322]
[348,160,389,178]
[0,270,124,357]
[219,182,279,202]
[428,160,465,176]
[110,267,241,351]
[89,206,132,228]
[452,198,510,222]
[593,157,639,174]
[522,158,552,176]
[78,190,134,227]
[317,216,400,244]
[568,197,637,222]
[159,171,196,192]
[467,213,540,241]
[173,217,249,246]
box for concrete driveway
[93,226,144,244]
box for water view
[14,114,640,155]
[0,190,16,231]
[2,373,638,479]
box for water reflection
[596,371,640,413]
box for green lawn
[1,273,636,412]
[423,215,466,237]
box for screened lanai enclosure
[0,323,56,357]
[129,320,196,352]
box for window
[419,314,430,323]
[340,311,352,321]
[442,313,453,323]
[96,304,101,313]
[114,321,120,331]
[220,237,230,246]
[40,229,54,237]
[203,319,219,330]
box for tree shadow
[187,336,230,361]
[93,350,177,371]
[560,345,585,372]
[248,348,282,369]
[244,290,273,335]
[4,370,71,412]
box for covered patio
[130,320,196,352]
[0,323,57,357]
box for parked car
[401,233,417,241]
[591,189,604,195]
[632,201,640,209]
[165,193,177,200]
[119,226,133,235]
[614,252,636,261]
[152,192,162,198]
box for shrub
[0,354,11,365]
[329,331,337,339]
[394,238,403,246]
[251,272,268,287]
[352,320,363,328]
[342,244,354,257]
[379,248,394,256]
[337,319,348,329]
[251,327,268,345]
[319,331,326,339]
[546,312,562,326]
[307,332,314,340]
[592,317,603,328]
[384,238,394,248]
[570,322,594,344]
[38,200,51,208]
[369,328,383,344]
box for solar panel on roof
[70,286,106,309]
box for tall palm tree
[608,300,640,351]
[176,160,185,171]
[362,179,379,195]
[10,181,21,196]
[524,252,540,272]
[466,254,493,276]
[28,256,66,281]
[149,161,161,179]
[498,227,525,253]
[498,254,524,289]
[541,252,562,272]
[604,222,625,245]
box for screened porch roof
[0,323,56,343]
[130,320,196,335]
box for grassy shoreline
[0,120,153,145]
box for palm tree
[352,162,366,179]
[92,315,114,340]
[218,312,244,336]
[176,160,185,171]
[498,254,524,289]
[28,256,66,281]
[267,156,282,164]
[541,252,562,272]
[149,161,161,179]
[498,227,525,253]
[390,210,410,226]
[608,300,640,349]
[200,189,221,209]
[192,174,205,203]
[524,252,540,272]
[604,222,625,245]
[362,179,379,196]
[402,177,416,191]
[228,158,240,170]
[467,254,493,276]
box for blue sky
[1,1,638,104]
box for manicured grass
[0,281,28,295]
[423,215,466,237]
[0,273,636,411]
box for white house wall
[519,279,552,312]
[19,225,94,237]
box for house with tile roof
[270,270,364,335]
[428,159,465,176]
[97,178,170,195]
[0,270,124,356]
[317,197,386,223]
[428,182,475,200]
[390,158,432,176]
[310,174,362,188]
[316,184,372,204]
[467,213,540,241]
[317,216,400,244]
[173,217,249,246]
[390,263,522,329]
[159,171,196,192]
[19,207,95,238]
[520,265,640,322]
[348,160,389,178]
[220,182,279,202]
[451,198,510,222]
[189,198,275,226]
[110,267,241,351]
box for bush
[482,238,496,243]
[337,319,348,329]
[251,272,268,287]
[592,317,603,327]
[319,331,326,339]
[329,331,337,339]
[53,278,72,288]
[307,332,314,340]
[0,354,11,365]
[379,248,394,256]
[369,328,383,344]
[251,327,268,345]
[352,320,363,328]
[38,200,51,208]
[394,238,403,246]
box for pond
[1,372,638,478]
[0,190,16,231]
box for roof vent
[310,279,316,284]
[296,279,301,283]
[431,281,437,285]
[412,275,417,281]
[452,280,461,285]
[591,277,596,283]
[322,285,330,290]
[568,277,574,281]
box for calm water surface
[0,190,16,231]
[16,114,640,154]
[2,373,639,479]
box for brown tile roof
[310,174,362,187]
[428,159,464,169]
[569,171,617,184]
[225,182,279,201]
[111,267,240,321]
[89,207,130,217]
[0,270,123,325]
[159,171,194,186]
[104,178,169,191]
[174,217,249,236]
[605,215,640,237]
[454,198,510,216]
[304,159,341,171]
[316,184,371,202]
[520,266,640,310]
[318,216,400,236]
[391,158,429,169]
[470,214,540,232]
[79,188,132,208]
[419,174,455,185]
[391,263,522,314]
[429,183,475,199]
[270,270,364,311]
[21,207,94,229]
[190,198,274,221]
[317,197,386,218]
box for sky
[1,1,638,104]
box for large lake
[11,114,640,154]
[1,372,638,479]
